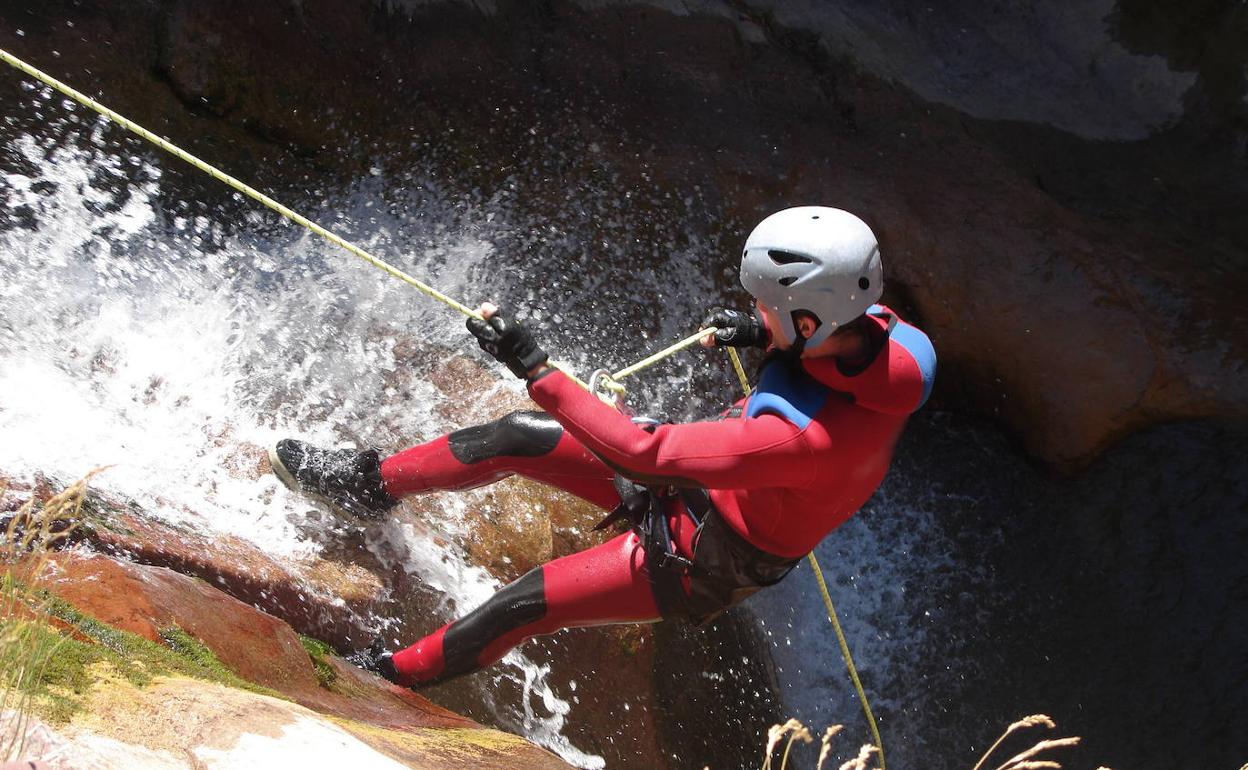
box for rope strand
[809,551,888,770]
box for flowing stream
[4,79,1241,770]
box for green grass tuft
[12,594,284,723]
[3,471,97,756]
[299,634,338,689]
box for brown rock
[32,550,524,737]
[75,499,385,650]
[460,480,556,582]
[456,475,617,583]
[42,551,322,694]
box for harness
[594,477,800,625]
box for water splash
[0,96,605,766]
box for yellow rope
[808,551,888,770]
[726,347,751,394]
[611,327,717,381]
[1,46,885,765]
[0,46,481,321]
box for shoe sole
[267,444,301,493]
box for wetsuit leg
[389,527,663,686]
[380,411,619,509]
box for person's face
[754,300,817,351]
[753,300,791,350]
[753,299,863,358]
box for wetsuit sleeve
[527,370,817,490]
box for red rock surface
[38,552,468,727]
[32,550,575,769]
[74,499,383,650]
[42,551,318,693]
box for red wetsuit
[380,304,935,686]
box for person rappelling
[269,205,936,688]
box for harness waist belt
[597,479,801,625]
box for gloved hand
[346,637,403,685]
[466,306,550,379]
[700,307,768,348]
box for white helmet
[740,206,884,348]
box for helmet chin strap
[790,334,807,358]
[778,332,807,375]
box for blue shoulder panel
[744,361,830,429]
[890,322,937,409]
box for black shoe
[269,439,399,520]
[347,637,403,684]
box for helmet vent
[858,277,870,290]
[778,276,798,286]
[767,250,813,266]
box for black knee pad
[447,411,563,465]
[440,567,547,678]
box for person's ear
[797,315,819,339]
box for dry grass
[755,713,1111,770]
[764,718,813,770]
[0,469,102,761]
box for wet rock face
[1,0,1242,470]
[1021,421,1248,770]
[43,551,322,695]
[65,490,387,651]
[8,674,565,770]
[563,0,1200,140]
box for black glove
[701,307,768,348]
[466,309,549,379]
[346,637,403,685]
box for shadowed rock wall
[1,0,1243,469]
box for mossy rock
[299,634,338,689]
[2,591,282,724]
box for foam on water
[0,95,604,767]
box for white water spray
[0,98,604,767]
